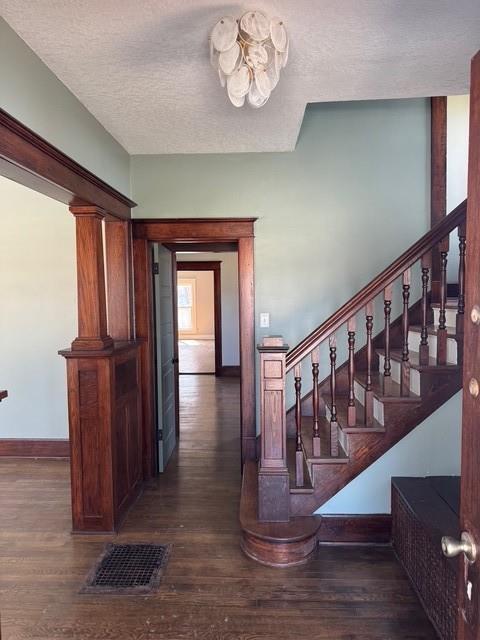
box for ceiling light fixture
[209,11,288,108]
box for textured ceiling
[1,1,479,154]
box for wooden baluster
[401,269,411,395]
[457,223,466,337]
[437,250,448,365]
[419,254,431,366]
[364,302,374,426]
[329,335,338,456]
[311,348,321,457]
[294,364,304,486]
[347,317,356,427]
[383,285,392,392]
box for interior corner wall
[0,175,76,439]
[176,252,240,366]
[0,18,130,195]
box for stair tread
[431,298,458,310]
[300,416,349,463]
[335,396,385,432]
[410,324,458,338]
[355,371,421,403]
[376,348,460,371]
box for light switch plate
[260,312,270,328]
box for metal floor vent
[81,543,171,594]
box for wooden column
[70,206,113,351]
[258,336,290,522]
[61,206,142,533]
[238,237,256,463]
[105,219,134,341]
[430,96,447,301]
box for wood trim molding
[133,218,255,241]
[133,219,256,465]
[0,108,136,220]
[430,96,447,301]
[318,515,392,544]
[177,261,222,376]
[0,439,70,458]
[166,241,238,253]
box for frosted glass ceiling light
[209,10,288,108]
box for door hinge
[157,429,163,441]
[152,262,159,275]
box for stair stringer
[289,373,461,516]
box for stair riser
[325,394,384,429]
[433,306,457,328]
[408,330,457,364]
[352,381,384,426]
[378,355,421,395]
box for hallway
[0,376,436,639]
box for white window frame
[177,277,197,335]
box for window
[177,278,196,332]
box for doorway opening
[150,243,241,473]
[176,261,222,375]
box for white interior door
[153,244,177,472]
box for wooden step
[287,437,314,492]
[240,460,321,567]
[410,324,458,338]
[354,371,421,403]
[376,348,460,372]
[335,396,385,433]
[300,416,349,463]
[431,299,458,328]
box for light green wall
[0,175,76,439]
[0,18,130,195]
[132,99,430,353]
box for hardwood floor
[178,339,215,374]
[0,376,436,639]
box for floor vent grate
[81,543,171,594]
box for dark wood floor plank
[0,376,436,639]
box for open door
[152,244,178,472]
[441,50,480,639]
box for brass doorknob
[442,532,477,564]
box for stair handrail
[286,199,467,372]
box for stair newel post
[383,284,393,393]
[364,302,374,426]
[311,348,321,457]
[347,317,356,427]
[401,269,411,396]
[419,253,431,366]
[457,222,466,338]
[257,336,290,522]
[329,334,339,456]
[294,364,304,487]
[437,248,449,365]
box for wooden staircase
[241,200,467,566]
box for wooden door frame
[176,261,223,376]
[457,50,480,640]
[133,218,256,472]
